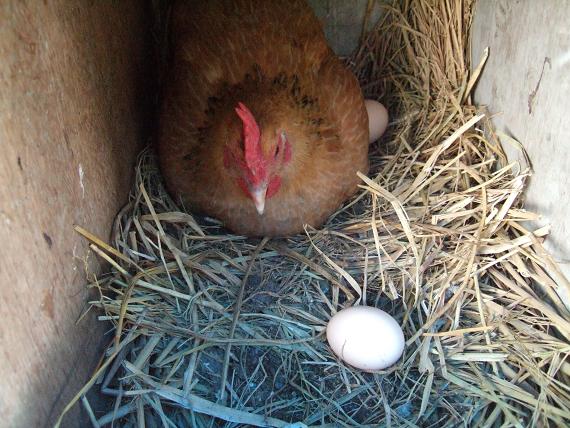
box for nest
[58,1,570,427]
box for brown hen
[158,0,369,237]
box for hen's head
[223,102,292,215]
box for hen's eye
[275,132,286,158]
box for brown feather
[158,0,369,236]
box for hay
[58,1,570,426]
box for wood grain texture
[0,1,152,426]
[472,0,570,303]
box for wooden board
[0,1,152,426]
[472,0,570,305]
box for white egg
[326,306,404,371]
[365,99,389,143]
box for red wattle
[266,176,281,199]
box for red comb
[235,102,265,185]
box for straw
[58,1,570,426]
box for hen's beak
[251,187,267,215]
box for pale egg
[365,99,389,143]
[326,305,404,371]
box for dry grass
[57,1,570,427]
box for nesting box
[1,1,569,427]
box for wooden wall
[471,0,570,306]
[0,1,152,426]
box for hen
[158,0,373,237]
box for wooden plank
[0,2,152,426]
[472,0,570,307]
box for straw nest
[59,1,570,427]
